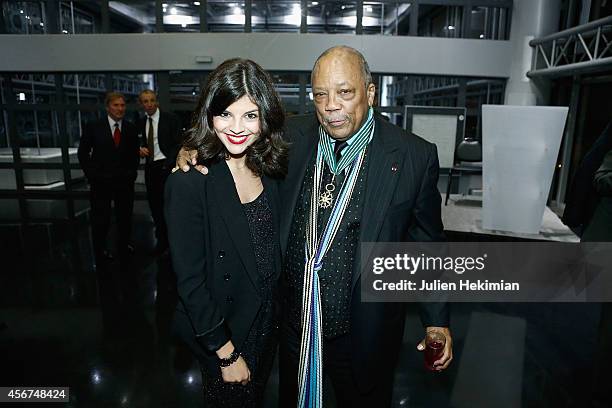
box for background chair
[445,138,483,205]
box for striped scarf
[319,108,375,175]
[297,108,375,408]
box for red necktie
[113,123,121,147]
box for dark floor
[0,201,609,407]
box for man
[176,47,452,407]
[562,120,612,236]
[138,89,183,253]
[78,91,140,265]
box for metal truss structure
[528,15,612,78]
[9,73,145,96]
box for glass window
[362,1,412,36]
[208,0,245,32]
[169,71,207,105]
[63,73,108,105]
[303,78,315,114]
[252,0,301,33]
[15,110,60,148]
[11,74,60,105]
[26,199,69,219]
[307,1,356,34]
[162,1,199,32]
[468,6,510,40]
[109,0,155,33]
[66,110,102,148]
[0,199,19,219]
[112,73,150,102]
[270,72,301,112]
[417,5,463,38]
[172,110,195,133]
[73,199,92,217]
[62,72,152,137]
[1,1,46,34]
[59,1,97,34]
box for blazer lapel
[210,162,260,292]
[280,119,318,255]
[105,122,118,149]
[141,117,147,146]
[352,118,403,289]
[157,113,166,146]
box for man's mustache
[323,114,349,123]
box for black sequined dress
[201,191,278,408]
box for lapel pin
[391,163,398,172]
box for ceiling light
[447,25,455,30]
[194,1,201,5]
[312,1,319,5]
[18,93,26,101]
[170,7,177,15]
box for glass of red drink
[424,331,446,371]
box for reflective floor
[0,201,609,407]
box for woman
[165,58,288,407]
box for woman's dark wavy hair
[183,58,288,178]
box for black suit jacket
[164,162,282,371]
[138,110,183,166]
[280,113,449,390]
[77,117,140,183]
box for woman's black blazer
[164,161,282,366]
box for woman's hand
[216,341,250,385]
[220,355,251,385]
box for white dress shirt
[145,108,167,162]
[107,115,122,134]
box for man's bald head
[311,46,373,90]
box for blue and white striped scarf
[297,108,375,407]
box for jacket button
[224,273,231,281]
[226,296,233,303]
[218,250,225,259]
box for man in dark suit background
[138,89,183,253]
[78,91,140,267]
[176,46,453,407]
